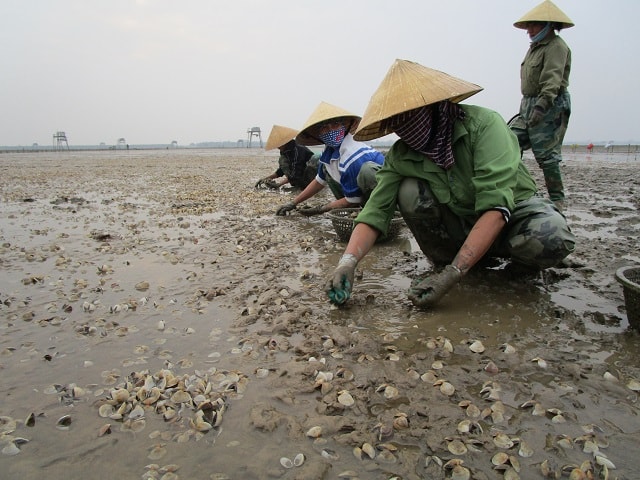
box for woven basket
[328,208,405,243]
[615,266,640,330]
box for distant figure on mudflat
[509,0,574,211]
[255,125,319,190]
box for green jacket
[355,105,538,236]
[520,34,571,111]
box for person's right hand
[326,254,357,305]
[276,201,296,216]
[264,179,280,189]
[254,176,270,188]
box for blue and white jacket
[316,134,384,203]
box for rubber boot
[541,163,565,208]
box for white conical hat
[514,0,574,29]
[264,125,299,151]
[296,102,361,146]
[353,59,483,141]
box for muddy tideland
[0,147,639,480]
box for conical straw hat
[296,102,361,146]
[264,125,299,151]
[514,0,574,29]
[353,59,483,141]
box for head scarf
[389,101,464,170]
[318,125,346,148]
[531,21,552,43]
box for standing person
[509,0,574,210]
[255,125,319,190]
[325,59,575,308]
[276,102,384,216]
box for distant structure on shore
[246,127,262,148]
[53,131,69,150]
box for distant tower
[117,138,127,149]
[53,131,69,150]
[246,127,262,148]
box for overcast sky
[1,0,638,146]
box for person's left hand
[407,264,462,308]
[264,179,280,189]
[528,106,545,127]
[298,204,330,216]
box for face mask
[319,125,346,147]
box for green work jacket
[520,34,571,111]
[355,105,538,236]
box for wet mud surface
[0,148,639,479]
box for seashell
[468,340,485,353]
[1,442,21,456]
[503,467,520,480]
[306,426,322,438]
[567,468,588,480]
[56,415,72,430]
[387,353,400,362]
[420,371,438,383]
[492,452,509,465]
[157,320,165,331]
[485,361,499,374]
[376,449,396,464]
[135,281,150,291]
[518,441,534,458]
[493,432,514,449]
[99,404,115,418]
[442,338,454,352]
[465,403,481,418]
[293,453,305,466]
[338,471,359,478]
[501,343,516,354]
[509,455,521,472]
[582,439,599,454]
[603,371,618,382]
[426,455,443,468]
[361,442,376,459]
[337,390,355,407]
[321,449,339,460]
[407,368,420,380]
[129,404,145,420]
[110,388,130,403]
[280,457,293,469]
[532,357,548,368]
[255,368,269,378]
[148,444,167,460]
[626,378,640,391]
[393,414,409,429]
[170,390,192,404]
[25,412,35,427]
[98,423,112,437]
[383,385,399,399]
[595,455,615,469]
[439,381,455,396]
[431,360,444,370]
[447,439,468,455]
[451,465,471,480]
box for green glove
[298,204,330,216]
[408,264,462,308]
[528,106,545,128]
[326,254,357,305]
[276,201,296,216]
